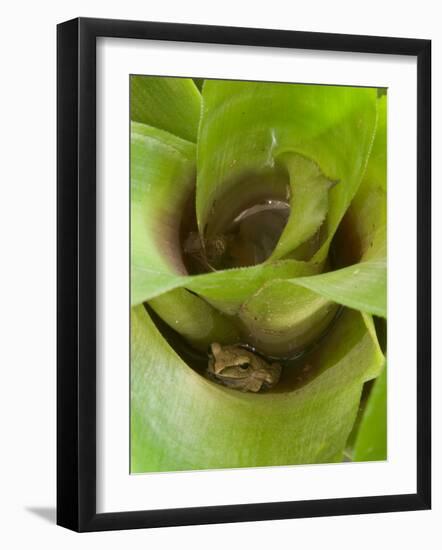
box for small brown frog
[183,231,230,271]
[207,343,282,393]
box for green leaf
[131,122,237,344]
[131,121,195,295]
[135,258,319,312]
[131,120,319,312]
[269,153,334,261]
[185,259,319,315]
[131,83,385,360]
[293,260,387,318]
[196,81,378,261]
[130,121,318,344]
[362,95,387,194]
[148,288,240,350]
[239,280,338,357]
[131,305,384,472]
[353,365,387,461]
[239,259,385,356]
[131,76,201,142]
[333,95,387,265]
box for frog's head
[210,343,252,379]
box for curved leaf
[134,253,320,315]
[131,305,384,472]
[149,289,240,350]
[353,365,387,461]
[293,260,386,318]
[333,95,387,265]
[269,153,334,261]
[239,281,338,357]
[131,121,195,282]
[131,120,320,316]
[131,76,201,142]
[196,80,378,262]
[239,259,385,356]
[131,122,236,344]
[185,259,318,315]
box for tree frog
[183,231,230,271]
[207,343,282,393]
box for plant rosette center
[130,75,387,472]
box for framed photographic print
[57,17,431,532]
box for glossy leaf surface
[131,76,201,142]
[353,365,387,461]
[131,305,384,472]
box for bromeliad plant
[131,76,387,473]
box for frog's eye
[238,363,249,370]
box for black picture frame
[57,17,431,532]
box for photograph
[130,76,387,474]
[0,0,435,543]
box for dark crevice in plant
[176,165,349,381]
[345,316,386,460]
[289,224,325,262]
[184,198,291,273]
[179,189,202,274]
[144,302,208,372]
[144,299,345,395]
[181,168,292,274]
[344,378,375,459]
[374,316,387,353]
[331,209,365,268]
